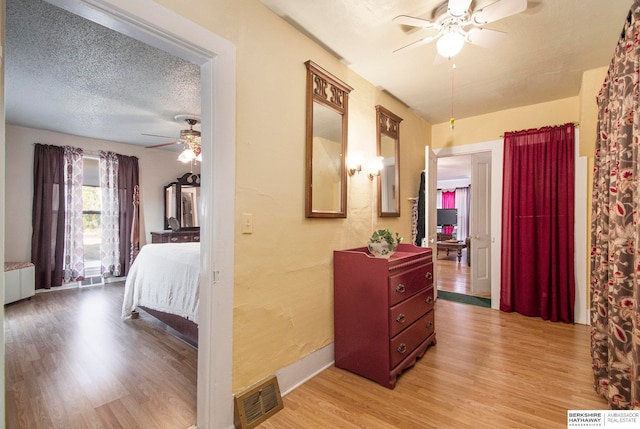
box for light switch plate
[241,213,253,234]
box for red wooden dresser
[333,243,436,388]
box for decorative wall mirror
[376,105,403,217]
[164,172,201,229]
[305,60,353,218]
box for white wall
[4,124,199,262]
[437,178,471,189]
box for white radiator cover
[4,263,35,304]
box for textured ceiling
[260,0,632,124]
[5,0,201,148]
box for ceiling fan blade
[447,0,472,18]
[471,0,527,25]
[392,15,436,28]
[466,27,506,48]
[393,35,438,53]
[145,141,181,149]
[142,133,175,139]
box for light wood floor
[436,248,491,298]
[4,282,197,429]
[259,299,606,429]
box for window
[82,157,102,280]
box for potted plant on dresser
[367,228,403,258]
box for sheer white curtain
[455,187,470,240]
[100,151,121,277]
[62,146,84,282]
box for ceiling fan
[393,0,527,58]
[144,115,202,163]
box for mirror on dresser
[305,60,353,218]
[164,172,200,230]
[375,105,402,217]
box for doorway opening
[435,155,474,298]
[435,152,491,301]
[10,1,237,427]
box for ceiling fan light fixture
[436,30,465,58]
[178,148,197,163]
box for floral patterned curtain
[591,2,640,409]
[100,151,121,277]
[62,146,84,282]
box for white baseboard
[275,343,334,396]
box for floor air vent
[234,375,283,428]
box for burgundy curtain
[500,123,575,323]
[442,191,455,234]
[31,144,65,290]
[591,2,640,409]
[117,154,139,276]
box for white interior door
[425,146,438,293]
[470,152,491,294]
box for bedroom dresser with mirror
[152,172,201,243]
[333,244,435,389]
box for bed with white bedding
[122,242,200,344]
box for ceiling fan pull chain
[450,63,456,131]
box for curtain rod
[82,150,101,157]
[499,122,579,138]
[32,142,101,157]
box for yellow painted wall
[431,96,580,149]
[431,66,607,154]
[154,0,610,392]
[580,67,608,157]
[154,0,431,391]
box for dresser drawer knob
[397,343,407,354]
[396,313,406,324]
[170,237,178,242]
[425,272,433,279]
[427,321,434,329]
[395,284,406,293]
[425,296,433,304]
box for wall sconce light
[347,153,365,176]
[367,156,384,180]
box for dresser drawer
[389,310,435,369]
[169,234,193,242]
[151,230,199,243]
[389,286,434,337]
[388,262,433,306]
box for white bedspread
[121,242,200,323]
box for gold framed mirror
[376,105,402,217]
[305,60,353,218]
